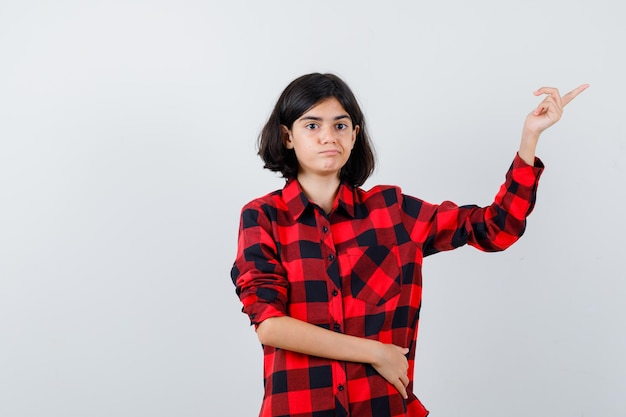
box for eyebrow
[298,114,351,122]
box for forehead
[298,97,350,120]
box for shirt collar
[335,181,355,218]
[282,179,356,220]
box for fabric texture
[231,153,544,417]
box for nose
[319,126,336,144]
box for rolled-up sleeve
[230,203,289,326]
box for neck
[297,173,341,214]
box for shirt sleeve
[401,153,545,256]
[230,202,289,326]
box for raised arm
[518,84,589,165]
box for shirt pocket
[345,245,401,306]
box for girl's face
[282,97,359,181]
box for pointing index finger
[562,83,590,107]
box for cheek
[293,142,314,157]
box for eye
[305,123,318,130]
[336,123,348,130]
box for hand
[517,83,589,164]
[523,84,589,137]
[370,343,410,399]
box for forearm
[257,315,411,398]
[518,127,540,165]
[256,315,381,364]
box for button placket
[320,220,334,263]
[320,219,343,337]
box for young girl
[231,73,587,417]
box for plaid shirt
[231,153,544,417]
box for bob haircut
[258,73,375,187]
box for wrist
[366,340,385,366]
[519,128,540,165]
[521,126,540,144]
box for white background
[1,1,624,416]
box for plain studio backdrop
[1,1,624,416]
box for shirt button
[322,226,328,233]
[333,323,341,331]
[338,384,344,391]
[332,289,338,296]
[328,254,335,261]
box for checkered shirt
[231,153,544,417]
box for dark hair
[257,73,375,187]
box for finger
[534,86,561,97]
[533,100,554,116]
[562,83,590,107]
[393,345,409,354]
[395,380,408,399]
[400,373,410,387]
[534,87,563,109]
[533,100,549,116]
[533,93,564,117]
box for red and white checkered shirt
[231,153,544,417]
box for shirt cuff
[243,301,286,327]
[512,152,544,186]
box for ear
[281,125,294,149]
[352,125,360,147]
